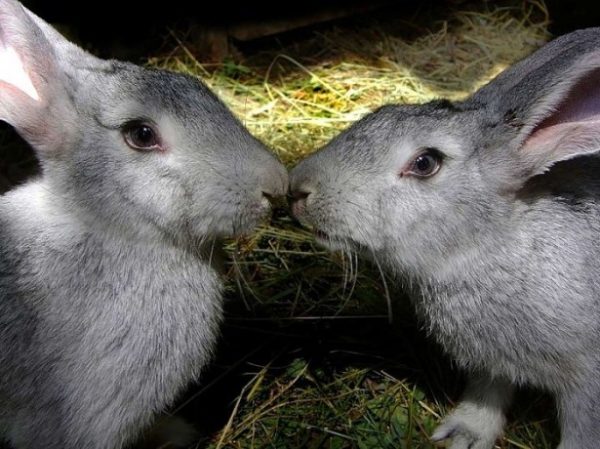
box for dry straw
[152,1,549,164]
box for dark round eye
[404,148,443,178]
[122,122,162,151]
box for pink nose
[289,190,310,218]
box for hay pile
[151,2,556,448]
[152,1,549,164]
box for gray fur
[0,1,287,448]
[290,28,600,449]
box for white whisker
[372,252,393,324]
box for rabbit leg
[431,374,514,449]
[557,382,600,449]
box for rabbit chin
[314,229,378,254]
[195,202,271,239]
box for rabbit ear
[0,0,77,152]
[516,54,600,177]
[479,30,600,181]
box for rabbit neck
[406,207,596,389]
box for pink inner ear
[540,68,600,125]
[523,68,600,154]
[0,44,40,101]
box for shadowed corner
[0,122,39,194]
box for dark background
[20,0,600,62]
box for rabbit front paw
[431,403,504,449]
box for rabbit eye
[403,148,443,178]
[122,122,163,151]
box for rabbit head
[290,28,600,276]
[0,0,288,245]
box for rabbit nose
[260,191,287,220]
[262,191,277,203]
[262,190,284,207]
[259,161,289,213]
[289,188,313,218]
[259,158,288,199]
[290,190,310,200]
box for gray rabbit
[0,0,287,448]
[290,28,600,449]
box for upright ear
[0,0,82,153]
[518,58,600,176]
[474,29,600,183]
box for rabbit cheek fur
[290,29,600,449]
[0,1,287,448]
